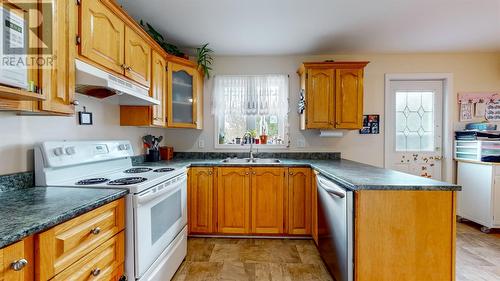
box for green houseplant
[196,43,214,79]
[139,20,185,58]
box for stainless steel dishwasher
[316,174,353,281]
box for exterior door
[217,168,251,234]
[335,69,363,129]
[251,168,285,234]
[80,0,125,74]
[151,51,167,127]
[188,167,214,234]
[124,26,151,87]
[287,168,312,235]
[385,80,443,180]
[168,63,198,128]
[306,68,335,129]
[39,0,76,114]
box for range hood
[75,59,160,106]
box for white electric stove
[34,140,187,281]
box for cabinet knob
[126,66,132,71]
[91,268,101,277]
[245,172,249,175]
[208,171,213,175]
[11,259,28,271]
[71,100,80,106]
[289,172,293,175]
[252,172,256,175]
[90,227,101,235]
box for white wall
[0,94,166,174]
[0,52,499,175]
[163,53,500,168]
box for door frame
[384,73,454,183]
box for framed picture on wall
[359,114,380,134]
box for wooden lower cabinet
[216,167,251,234]
[36,199,125,280]
[0,236,34,281]
[287,168,312,235]
[251,168,285,234]
[189,167,215,234]
[0,199,125,281]
[50,231,125,281]
[355,191,456,281]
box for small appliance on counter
[34,140,187,281]
[160,146,174,160]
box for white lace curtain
[212,75,289,117]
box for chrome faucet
[242,132,255,161]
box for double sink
[221,158,281,164]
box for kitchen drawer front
[51,231,125,281]
[0,236,34,281]
[37,198,125,280]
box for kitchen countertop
[0,187,128,248]
[138,158,461,191]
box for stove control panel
[37,141,134,168]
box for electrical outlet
[297,137,306,148]
[198,139,205,149]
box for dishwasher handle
[317,175,346,198]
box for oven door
[133,173,187,278]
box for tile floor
[173,222,500,281]
[172,238,332,281]
[456,222,500,281]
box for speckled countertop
[0,187,128,248]
[138,158,460,191]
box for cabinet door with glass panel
[167,62,199,128]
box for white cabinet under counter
[457,160,500,232]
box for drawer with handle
[36,199,125,280]
[51,231,125,281]
[0,236,33,281]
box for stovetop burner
[107,177,148,186]
[124,167,153,173]
[76,178,109,185]
[153,168,175,173]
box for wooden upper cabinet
[0,236,33,281]
[287,168,312,235]
[298,61,368,130]
[168,62,200,128]
[124,26,151,87]
[335,69,364,129]
[216,167,251,234]
[151,51,167,126]
[80,0,125,74]
[189,167,215,234]
[251,168,285,234]
[39,0,76,114]
[306,68,335,129]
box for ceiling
[117,0,500,55]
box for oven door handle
[135,175,187,205]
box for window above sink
[212,75,289,149]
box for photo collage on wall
[359,115,380,134]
